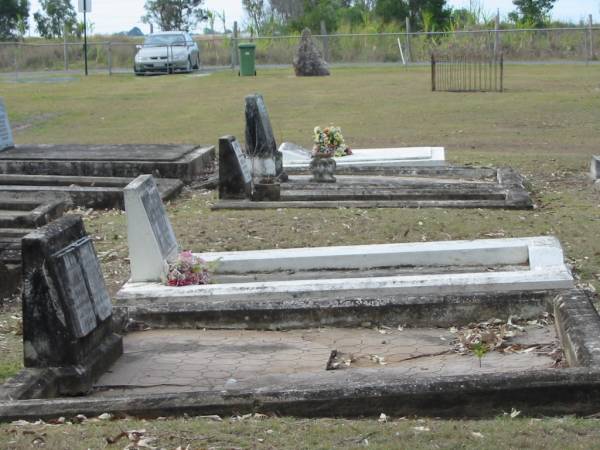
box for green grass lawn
[1,65,600,447]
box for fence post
[431,54,436,91]
[63,24,68,72]
[14,42,19,81]
[320,21,329,62]
[231,21,239,68]
[500,54,504,92]
[589,15,594,61]
[405,17,412,63]
[108,41,112,76]
[494,10,500,57]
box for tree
[243,0,268,35]
[375,0,450,31]
[270,0,304,22]
[375,0,409,23]
[0,0,29,40]
[142,0,206,31]
[509,0,556,27]
[33,0,76,38]
[292,0,341,33]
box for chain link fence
[1,26,598,76]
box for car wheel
[193,55,199,70]
[186,57,193,73]
[134,65,143,76]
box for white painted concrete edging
[280,144,446,168]
[117,236,573,302]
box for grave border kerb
[1,288,600,421]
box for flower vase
[310,155,337,183]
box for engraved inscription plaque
[232,139,252,185]
[52,243,97,338]
[78,238,112,321]
[141,184,178,259]
[0,99,14,151]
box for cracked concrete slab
[93,325,558,397]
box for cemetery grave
[1,176,600,421]
[1,67,599,431]
[214,95,533,210]
[0,191,69,299]
[0,143,214,183]
[591,155,599,182]
[280,142,446,169]
[0,98,215,206]
[0,174,183,210]
[3,174,586,419]
[0,215,122,402]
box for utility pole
[84,0,88,76]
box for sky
[26,0,600,35]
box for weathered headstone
[591,156,599,180]
[0,99,14,152]
[124,175,179,282]
[219,135,252,199]
[21,215,122,394]
[293,28,330,77]
[244,94,285,179]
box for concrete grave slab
[0,144,214,182]
[0,193,68,298]
[0,174,183,210]
[116,178,568,328]
[0,192,68,228]
[280,142,446,168]
[214,165,533,210]
[3,289,600,420]
[0,106,214,181]
[116,236,574,329]
[1,215,123,399]
[0,99,14,152]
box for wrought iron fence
[431,53,504,92]
[0,26,598,76]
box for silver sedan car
[134,32,200,75]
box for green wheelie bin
[238,43,257,76]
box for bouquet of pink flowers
[166,251,212,287]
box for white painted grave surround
[124,175,179,282]
[120,176,573,300]
[0,99,14,152]
[279,142,446,168]
[591,156,600,180]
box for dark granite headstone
[244,94,284,177]
[219,136,252,199]
[21,215,122,394]
[0,99,14,152]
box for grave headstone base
[252,183,281,201]
[21,215,122,396]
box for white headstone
[591,156,600,180]
[124,175,179,282]
[0,99,14,152]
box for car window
[144,34,186,46]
